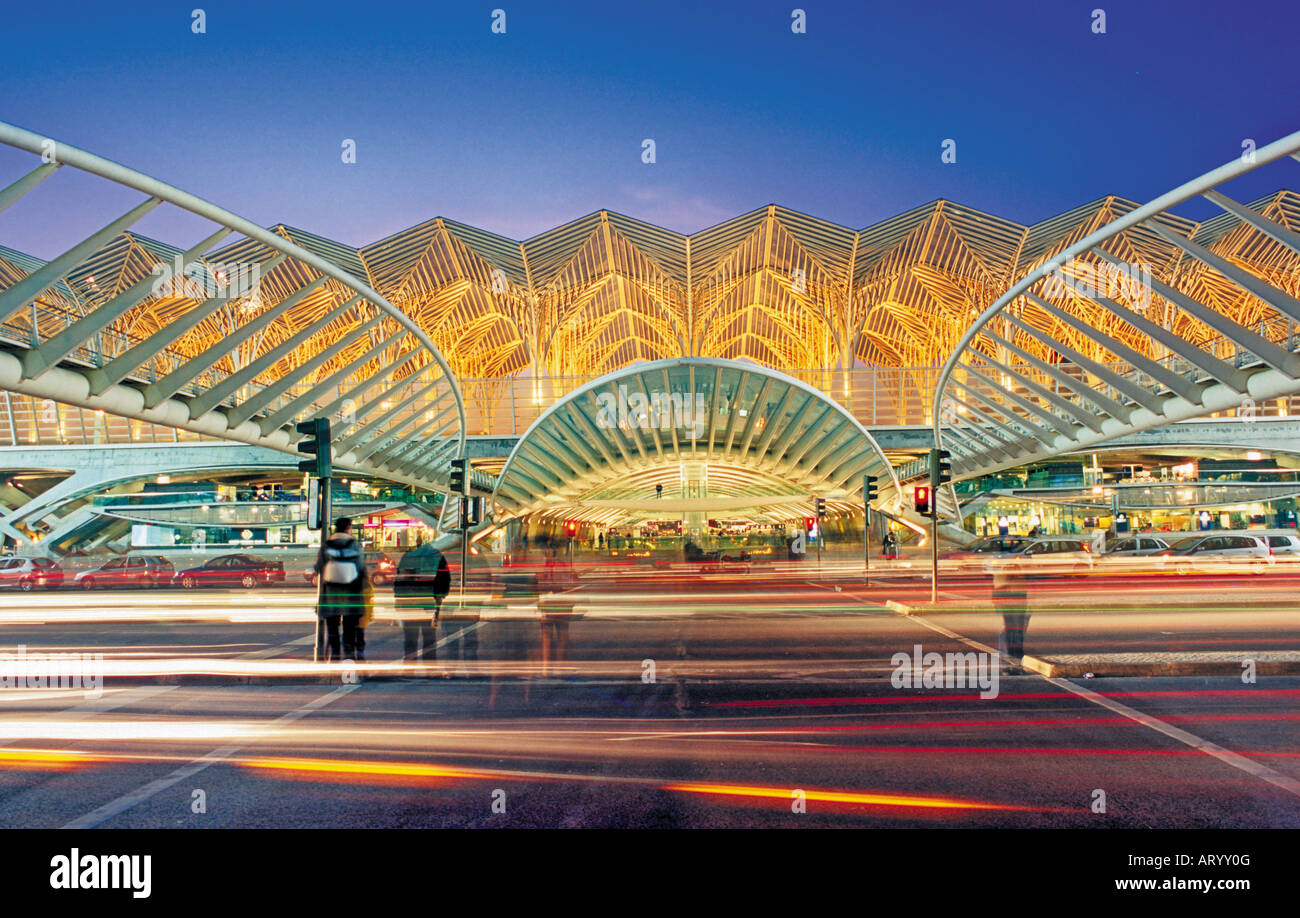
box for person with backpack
[394,538,451,661]
[314,517,368,662]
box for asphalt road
[0,572,1296,828]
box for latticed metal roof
[7,189,1299,400]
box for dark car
[175,553,287,590]
[0,556,64,591]
[75,555,175,589]
[944,536,1029,559]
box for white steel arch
[931,130,1300,517]
[493,356,901,521]
[0,120,466,491]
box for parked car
[1103,535,1173,557]
[944,536,1030,560]
[968,535,1094,574]
[75,555,175,589]
[1165,533,1272,574]
[175,553,287,590]
[1251,531,1300,557]
[0,556,64,591]
[303,553,396,587]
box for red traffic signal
[914,485,931,515]
[804,516,815,530]
[564,520,578,537]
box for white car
[1165,533,1272,574]
[1257,532,1300,556]
[980,536,1094,575]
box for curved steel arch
[493,356,901,520]
[931,130,1300,517]
[0,120,466,490]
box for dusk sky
[0,0,1295,257]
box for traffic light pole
[296,418,332,664]
[313,477,332,662]
[926,449,950,605]
[930,499,939,604]
[459,495,469,606]
[862,475,870,587]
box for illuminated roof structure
[1,116,1299,506]
[932,130,1300,519]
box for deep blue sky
[0,0,1295,257]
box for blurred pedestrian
[538,535,576,676]
[314,517,367,662]
[993,560,1030,675]
[394,538,450,661]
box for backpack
[322,539,361,585]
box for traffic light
[459,496,482,529]
[929,448,952,488]
[564,520,578,539]
[863,474,879,503]
[448,457,467,494]
[804,516,815,531]
[295,418,331,477]
[814,497,826,519]
[914,485,931,515]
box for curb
[887,599,1300,678]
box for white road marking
[58,622,487,827]
[62,683,361,829]
[896,604,1300,800]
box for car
[175,553,287,590]
[1165,533,1272,574]
[1252,531,1300,556]
[75,555,175,589]
[1103,535,1173,557]
[946,536,1030,558]
[0,556,64,591]
[970,535,1094,575]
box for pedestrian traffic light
[459,496,482,529]
[929,448,952,488]
[448,457,467,494]
[804,516,815,531]
[914,485,931,515]
[564,520,578,538]
[295,418,331,477]
[863,474,878,503]
[814,497,826,519]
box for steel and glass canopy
[492,357,901,522]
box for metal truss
[492,357,901,522]
[931,130,1300,519]
[0,120,465,490]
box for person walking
[394,538,450,661]
[993,559,1030,675]
[314,517,368,662]
[538,535,576,677]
